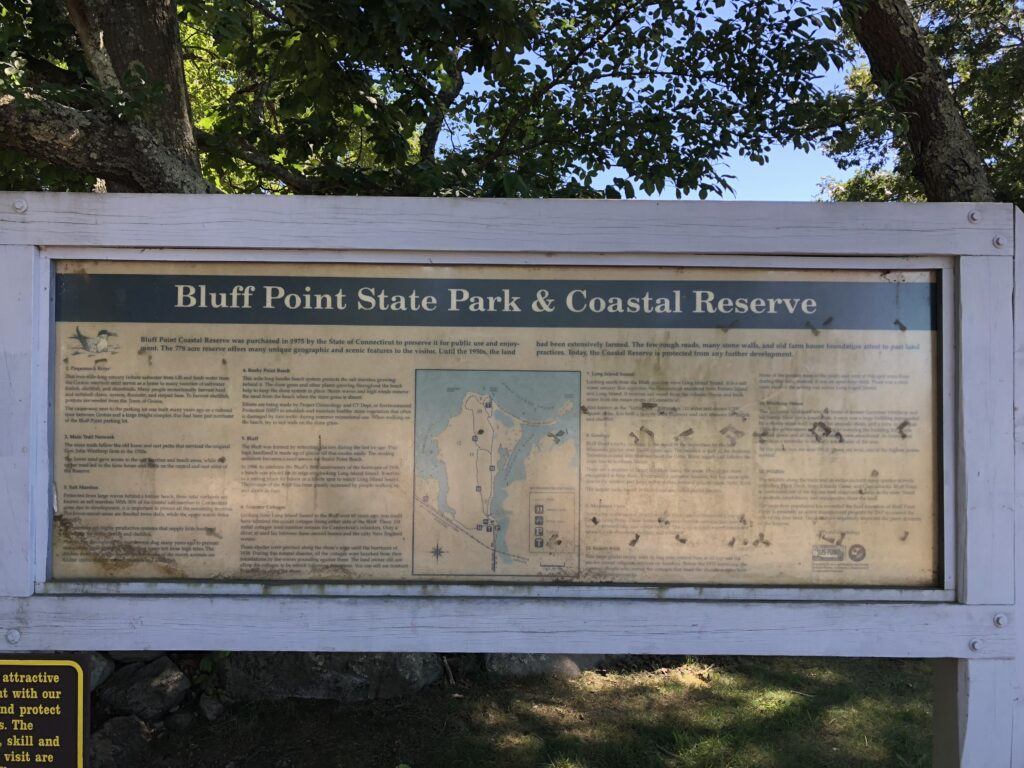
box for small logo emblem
[848,544,867,562]
[812,545,844,562]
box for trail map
[413,370,580,578]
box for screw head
[5,629,20,645]
[993,235,1007,248]
[969,638,983,652]
[994,613,1009,628]
[11,198,27,214]
[968,210,981,223]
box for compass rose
[431,542,446,562]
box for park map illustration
[413,370,580,578]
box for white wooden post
[0,245,38,598]
[935,658,1016,766]
[1013,207,1024,766]
[933,250,1017,766]
[956,256,1015,606]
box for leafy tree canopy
[0,0,842,196]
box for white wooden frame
[0,194,1018,766]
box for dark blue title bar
[55,272,938,331]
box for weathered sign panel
[52,261,939,586]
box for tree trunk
[59,0,207,191]
[841,0,993,202]
[87,0,199,175]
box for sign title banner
[51,261,940,587]
[56,271,936,330]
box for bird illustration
[547,429,566,444]
[72,327,117,353]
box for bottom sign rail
[0,596,1012,659]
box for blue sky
[657,62,852,202]
[589,144,847,202]
[599,66,853,202]
[589,28,855,203]
[665,144,847,201]
[671,3,855,202]
[449,4,856,203]
[589,118,851,203]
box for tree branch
[479,1,643,174]
[194,129,416,195]
[842,0,994,202]
[23,57,84,90]
[64,0,122,92]
[0,93,212,192]
[62,0,204,190]
[194,129,317,193]
[420,50,466,161]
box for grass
[155,656,932,768]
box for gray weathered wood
[0,193,1013,255]
[957,256,1015,604]
[1012,207,1024,765]
[5,196,1024,766]
[30,251,53,586]
[932,213,1024,768]
[44,246,957,270]
[941,270,958,590]
[0,597,1013,657]
[934,658,1015,767]
[34,580,955,602]
[0,246,37,597]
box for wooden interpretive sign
[0,195,1019,767]
[52,261,939,586]
[0,658,86,768]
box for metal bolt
[11,198,27,214]
[5,629,20,645]
[969,638,983,652]
[993,235,1007,248]
[994,613,1009,628]
[968,210,981,223]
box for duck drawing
[71,327,117,353]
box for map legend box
[528,490,576,555]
